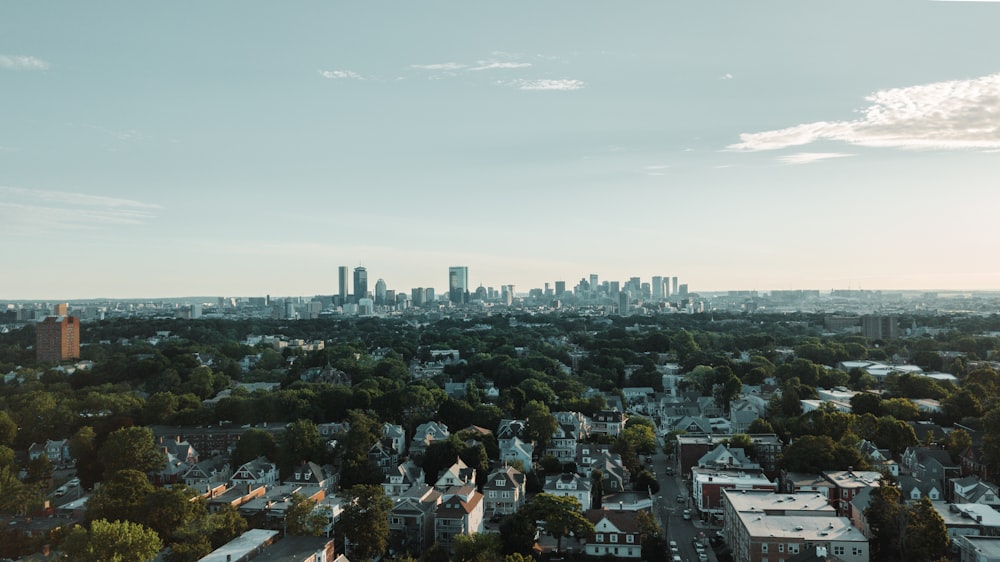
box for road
[649,447,716,562]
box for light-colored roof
[738,513,867,543]
[198,529,280,562]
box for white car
[54,486,68,497]
[67,477,80,487]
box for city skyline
[4,1,1000,299]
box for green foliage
[61,519,163,562]
[99,426,165,478]
[337,485,392,562]
[780,435,867,473]
[285,493,327,536]
[522,493,595,554]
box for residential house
[691,468,775,519]
[553,411,590,439]
[590,410,628,437]
[932,502,1000,548]
[496,419,528,445]
[780,472,833,499]
[584,509,643,558]
[898,475,943,502]
[27,439,71,466]
[592,450,630,493]
[232,456,279,487]
[390,484,442,556]
[951,476,1000,508]
[729,399,761,434]
[545,424,578,461]
[576,443,614,478]
[697,444,760,471]
[543,473,593,510]
[410,421,450,459]
[821,470,881,516]
[482,465,526,516]
[902,446,961,493]
[499,436,534,473]
[961,445,992,481]
[368,439,400,478]
[384,460,425,498]
[183,455,231,491]
[382,423,406,455]
[434,459,477,492]
[155,437,199,484]
[434,485,485,551]
[857,439,899,476]
[284,461,332,489]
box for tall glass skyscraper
[448,266,469,304]
[338,266,348,303]
[353,266,368,302]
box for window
[833,546,845,556]
[611,534,618,543]
[596,534,604,542]
[789,544,799,554]
[502,491,510,498]
[489,491,496,498]
[778,544,784,553]
[852,547,863,556]
[496,480,505,486]
[762,543,768,553]
[627,534,635,543]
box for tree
[619,423,657,456]
[99,426,165,478]
[946,428,973,464]
[747,418,774,434]
[850,393,882,417]
[780,435,866,473]
[712,367,742,411]
[453,532,503,562]
[285,493,327,536]
[523,400,558,450]
[881,398,919,422]
[499,512,537,555]
[523,493,594,554]
[61,519,163,562]
[279,419,326,476]
[337,485,392,562]
[902,497,949,562]
[230,428,278,468]
[86,469,154,524]
[0,410,15,447]
[865,478,902,561]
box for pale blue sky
[3,1,1000,299]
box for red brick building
[35,315,80,363]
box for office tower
[628,277,641,294]
[589,274,599,290]
[338,266,348,303]
[411,288,426,306]
[449,266,469,305]
[502,285,514,306]
[641,282,651,300]
[375,279,387,305]
[652,276,664,300]
[679,284,689,298]
[36,315,80,363]
[424,288,435,303]
[555,281,566,296]
[619,291,631,316]
[610,281,620,297]
[385,289,395,305]
[53,303,68,316]
[544,283,552,296]
[474,286,487,301]
[353,267,368,302]
[672,277,679,296]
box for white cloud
[721,73,733,80]
[469,61,532,71]
[0,54,49,70]
[777,152,854,165]
[730,72,1000,151]
[319,69,364,80]
[645,165,670,170]
[410,62,467,71]
[507,78,585,91]
[0,187,160,236]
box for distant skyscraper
[353,267,368,302]
[619,291,631,316]
[610,281,620,297]
[375,278,387,305]
[555,281,566,296]
[652,276,664,300]
[36,315,80,363]
[672,277,679,296]
[338,266,348,303]
[449,266,469,304]
[411,288,426,306]
[589,274,599,290]
[679,284,688,298]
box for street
[649,446,717,562]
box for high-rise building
[353,267,368,302]
[375,279,387,305]
[619,291,631,316]
[448,266,469,305]
[652,276,664,300]
[555,281,566,296]
[338,266,349,303]
[53,303,69,316]
[672,277,679,296]
[36,315,80,363]
[589,274,599,291]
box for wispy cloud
[505,78,585,91]
[777,152,854,165]
[469,61,532,71]
[730,73,1000,151]
[410,62,467,71]
[0,186,160,235]
[720,73,734,80]
[319,69,364,80]
[0,54,49,70]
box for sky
[3,1,1000,299]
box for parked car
[67,477,80,487]
[676,494,684,503]
[54,486,68,497]
[683,509,691,520]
